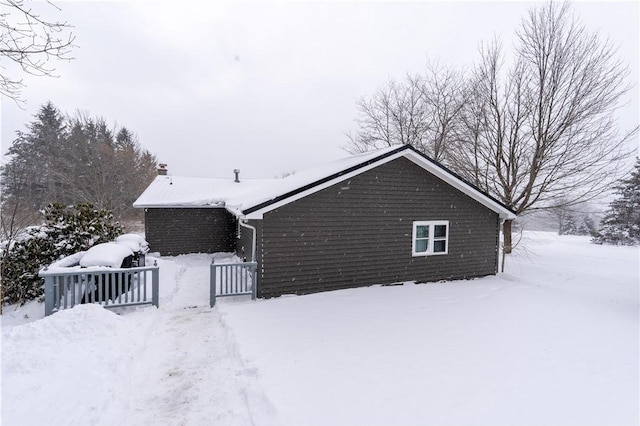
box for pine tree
[583,216,598,236]
[593,159,640,245]
[560,214,579,235]
[1,102,67,211]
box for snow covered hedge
[0,203,123,306]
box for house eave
[133,202,227,209]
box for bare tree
[455,2,637,257]
[0,157,39,242]
[0,0,75,103]
[418,62,468,162]
[346,78,428,154]
[345,62,467,163]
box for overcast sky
[1,0,638,179]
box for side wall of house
[257,157,500,298]
[144,208,236,256]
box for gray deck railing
[40,264,159,316]
[210,261,257,307]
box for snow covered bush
[1,203,123,306]
[593,159,640,246]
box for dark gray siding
[258,157,499,298]
[144,208,236,256]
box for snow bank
[79,242,133,268]
[2,304,150,426]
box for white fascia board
[244,150,516,220]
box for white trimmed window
[412,221,449,256]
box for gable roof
[238,145,515,219]
[133,145,516,220]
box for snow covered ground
[2,232,638,425]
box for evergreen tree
[593,159,640,245]
[576,216,597,237]
[560,214,579,236]
[1,102,67,211]
[1,102,158,230]
[582,216,598,236]
[0,203,123,306]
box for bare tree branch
[0,0,75,103]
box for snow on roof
[133,147,398,212]
[133,145,516,219]
[225,146,402,214]
[133,175,275,209]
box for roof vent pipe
[234,169,240,183]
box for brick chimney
[158,163,168,176]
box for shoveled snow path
[124,254,277,426]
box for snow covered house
[133,145,516,298]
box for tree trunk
[501,219,513,273]
[503,219,513,254]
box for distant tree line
[1,101,157,240]
[346,2,638,258]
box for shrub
[0,203,123,306]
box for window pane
[415,239,428,253]
[434,225,447,238]
[433,240,446,253]
[416,225,429,238]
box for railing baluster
[62,276,68,309]
[82,274,87,303]
[225,265,229,295]
[136,271,141,302]
[102,274,108,306]
[124,272,129,303]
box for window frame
[412,220,449,257]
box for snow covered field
[2,232,638,425]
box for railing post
[210,259,216,308]
[44,274,55,316]
[251,262,257,300]
[152,261,159,308]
